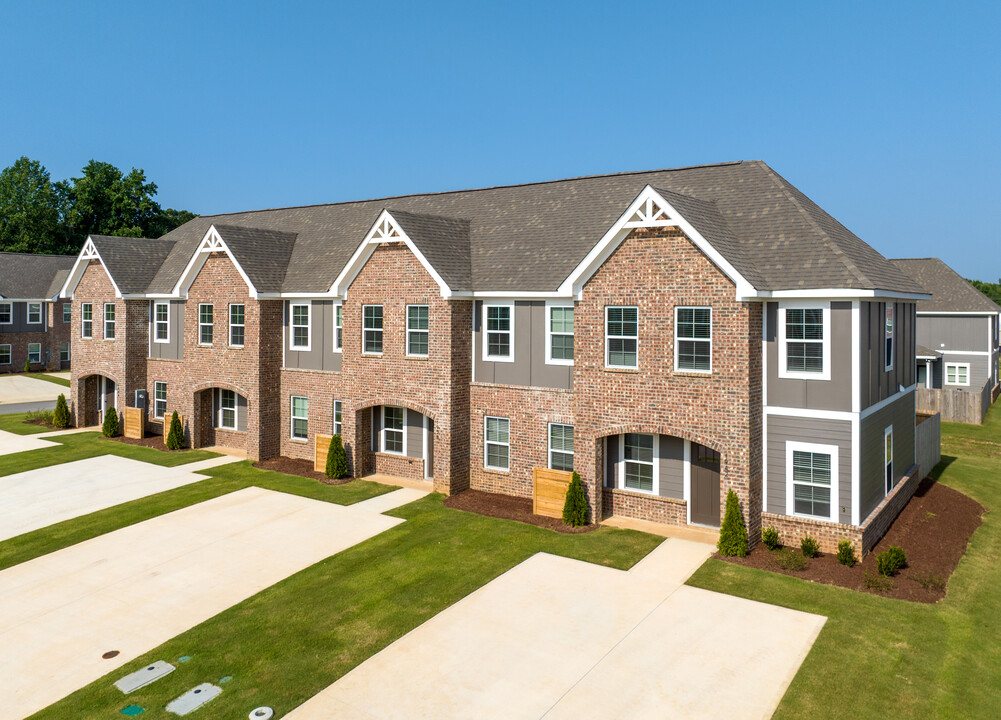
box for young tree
[717,489,749,557]
[562,471,589,527]
[325,434,349,479]
[166,410,184,450]
[53,394,71,429]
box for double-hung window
[27,343,41,364]
[291,303,310,350]
[382,406,404,454]
[606,306,638,368]
[363,305,383,353]
[334,400,342,435]
[548,423,574,472]
[787,441,838,521]
[291,396,309,440]
[218,389,237,429]
[333,303,343,352]
[104,303,116,339]
[484,416,510,470]
[153,302,169,343]
[675,306,711,372]
[153,381,167,419]
[407,305,429,357]
[62,303,71,323]
[27,303,42,324]
[81,303,93,338]
[623,433,654,492]
[0,303,11,324]
[229,304,245,347]
[0,345,10,364]
[779,304,829,380]
[945,363,970,386]
[546,304,574,365]
[199,304,213,345]
[884,305,894,371]
[60,342,70,362]
[484,304,513,361]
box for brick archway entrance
[192,387,249,455]
[77,374,118,427]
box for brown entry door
[690,443,721,527]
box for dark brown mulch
[25,418,62,431]
[253,456,356,485]
[105,434,185,450]
[719,477,985,602]
[444,489,598,534]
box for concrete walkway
[288,538,825,720]
[0,374,66,406]
[0,486,415,720]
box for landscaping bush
[877,545,907,576]
[717,489,748,557]
[562,471,588,527]
[800,535,820,558]
[165,411,184,450]
[101,408,120,437]
[863,569,894,592]
[325,434,349,479]
[836,539,858,567]
[25,409,54,425]
[772,547,808,571]
[23,357,30,372]
[52,394,71,428]
[762,526,781,550]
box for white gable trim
[557,186,756,301]
[59,237,123,299]
[173,225,259,299]
[330,210,452,298]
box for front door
[98,377,116,424]
[690,443,721,527]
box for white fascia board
[330,210,452,298]
[916,310,1000,316]
[451,290,572,299]
[278,292,336,299]
[749,288,932,301]
[764,406,855,422]
[558,186,756,301]
[173,225,260,299]
[59,237,123,299]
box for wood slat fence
[123,407,144,439]
[916,387,982,424]
[915,412,941,478]
[533,467,572,519]
[315,434,333,472]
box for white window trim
[27,342,41,364]
[785,440,839,523]
[218,389,238,430]
[406,304,430,358]
[944,362,970,386]
[62,303,71,323]
[104,302,116,340]
[60,342,70,362]
[290,301,311,351]
[605,305,639,369]
[291,395,309,440]
[334,399,343,435]
[198,303,214,346]
[153,302,170,344]
[544,300,574,366]
[362,304,384,355]
[777,301,831,381]
[27,302,42,325]
[482,302,515,362]
[674,306,712,374]
[229,304,245,348]
[484,415,510,471]
[0,302,11,325]
[380,405,407,455]
[884,304,894,372]
[0,344,10,364]
[616,432,659,495]
[333,301,343,353]
[884,426,894,495]
[81,302,93,339]
[547,422,574,471]
[153,381,167,420]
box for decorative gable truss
[59,237,123,299]
[173,225,260,298]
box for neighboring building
[891,258,1001,423]
[61,161,933,554]
[0,252,76,372]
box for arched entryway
[192,386,249,454]
[356,403,434,483]
[77,374,119,427]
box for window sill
[291,437,308,444]
[482,465,510,475]
[361,352,383,358]
[373,451,413,460]
[290,346,311,352]
[405,355,429,361]
[673,370,712,378]
[216,427,244,433]
[603,366,639,373]
[228,345,245,349]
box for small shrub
[836,539,858,567]
[772,548,808,571]
[877,545,907,576]
[762,526,781,550]
[717,489,749,557]
[562,471,588,527]
[325,434,349,479]
[24,357,30,372]
[52,394,71,428]
[913,571,946,592]
[800,535,820,558]
[863,569,894,592]
[165,411,184,450]
[25,409,54,425]
[101,408,120,437]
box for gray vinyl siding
[860,301,916,410]
[406,408,423,459]
[766,414,852,525]
[859,392,915,522]
[0,301,50,333]
[939,352,992,393]
[658,435,684,500]
[765,301,853,412]
[212,388,248,431]
[473,301,573,390]
[917,314,989,353]
[284,300,341,372]
[148,301,184,360]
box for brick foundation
[603,488,687,525]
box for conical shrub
[326,434,349,479]
[166,410,184,450]
[562,471,588,527]
[53,394,71,429]
[102,407,120,437]
[717,488,749,557]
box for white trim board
[59,237,124,299]
[173,226,260,298]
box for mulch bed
[105,434,184,451]
[444,489,598,534]
[25,418,62,431]
[719,477,985,602]
[253,456,355,486]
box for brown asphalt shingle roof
[890,258,1001,314]
[88,236,177,295]
[0,252,76,299]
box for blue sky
[1,1,998,280]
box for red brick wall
[603,488,687,525]
[279,368,343,461]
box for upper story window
[63,303,71,323]
[675,307,711,373]
[153,302,169,343]
[407,305,429,357]
[546,303,574,365]
[484,303,513,361]
[199,304,213,345]
[229,304,245,347]
[291,303,310,350]
[363,305,383,354]
[81,303,93,338]
[778,303,830,381]
[104,303,115,339]
[333,303,343,352]
[605,306,638,368]
[27,302,42,324]
[0,303,11,325]
[884,305,894,372]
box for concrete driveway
[0,373,66,406]
[289,538,826,720]
[0,485,423,719]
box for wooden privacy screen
[533,467,572,518]
[123,407,144,439]
[315,434,333,472]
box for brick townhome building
[61,161,933,553]
[0,252,75,372]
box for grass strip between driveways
[0,411,54,434]
[687,406,1001,719]
[22,371,72,387]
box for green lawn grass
[0,411,53,434]
[23,371,72,387]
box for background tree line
[968,278,1001,306]
[0,156,196,256]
